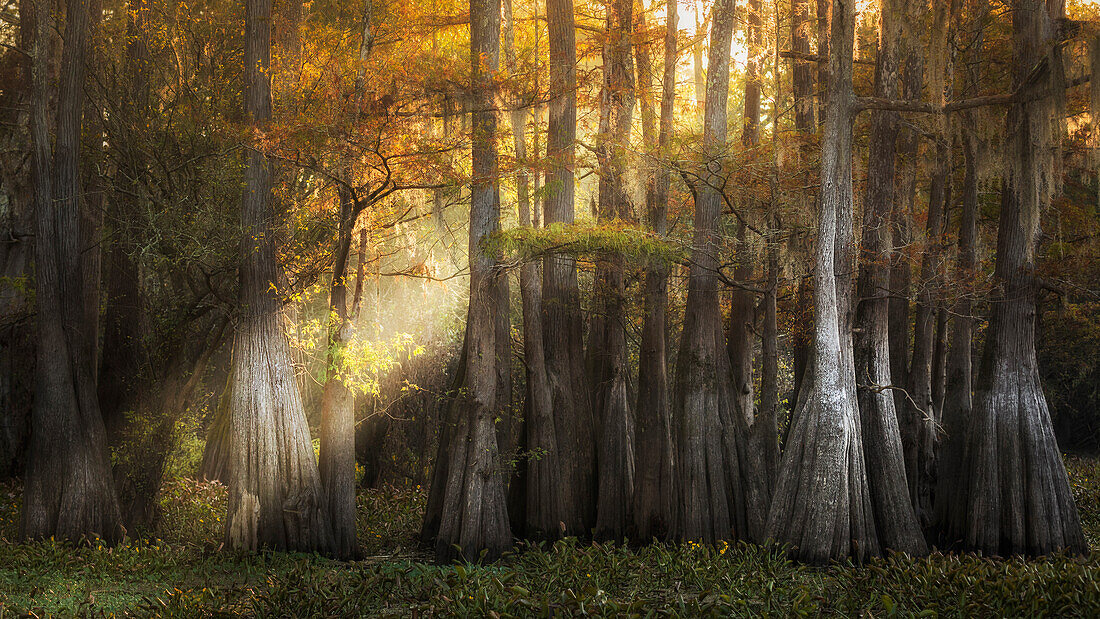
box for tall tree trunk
[225,0,333,553]
[889,16,924,420]
[317,185,360,559]
[317,4,375,559]
[632,0,677,542]
[815,0,829,125]
[790,0,815,131]
[81,0,104,380]
[22,0,123,543]
[944,0,1086,557]
[543,0,596,534]
[905,0,954,528]
[935,109,980,534]
[765,0,880,564]
[430,0,511,563]
[504,0,564,540]
[591,0,636,542]
[852,0,927,556]
[673,0,749,543]
[935,0,986,530]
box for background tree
[21,0,123,543]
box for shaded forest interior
[3,0,1100,575]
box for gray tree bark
[22,0,123,543]
[765,0,880,564]
[672,0,748,544]
[632,0,677,542]
[543,0,596,533]
[943,0,1087,557]
[853,0,927,556]
[431,0,512,562]
[224,0,334,553]
[591,0,636,542]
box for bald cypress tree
[942,0,1086,557]
[765,0,880,564]
[22,0,123,544]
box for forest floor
[1,456,1100,617]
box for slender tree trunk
[22,0,123,543]
[765,0,880,564]
[889,19,924,420]
[225,0,333,553]
[815,0,829,125]
[543,0,596,534]
[790,0,815,131]
[944,0,1086,557]
[673,0,749,543]
[503,0,564,540]
[632,0,677,542]
[905,0,954,527]
[430,0,511,563]
[317,4,376,559]
[852,0,927,556]
[99,0,150,439]
[590,0,636,542]
[318,185,360,559]
[935,1,986,530]
[81,0,104,379]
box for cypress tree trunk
[591,0,636,542]
[22,0,123,543]
[936,1,986,529]
[225,0,333,553]
[791,0,815,131]
[944,0,1086,557]
[673,0,747,543]
[765,0,880,564]
[543,0,596,534]
[905,0,954,527]
[318,186,360,559]
[889,16,924,419]
[815,0,829,125]
[853,0,926,556]
[935,109,980,534]
[318,2,375,559]
[503,0,565,540]
[632,0,677,542]
[431,0,511,563]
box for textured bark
[200,374,233,483]
[944,0,1087,557]
[815,0,830,125]
[765,0,880,564]
[935,2,986,531]
[543,0,596,534]
[591,0,636,542]
[905,1,953,528]
[791,0,815,132]
[318,185,360,559]
[740,0,763,146]
[631,0,677,542]
[99,0,148,431]
[756,228,780,487]
[935,110,980,534]
[673,0,747,544]
[225,0,333,553]
[22,0,123,543]
[889,31,924,420]
[503,0,566,540]
[853,0,927,556]
[430,0,511,563]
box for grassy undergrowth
[0,456,1097,617]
